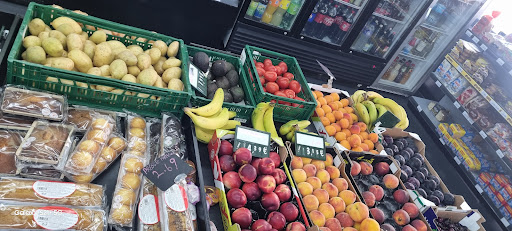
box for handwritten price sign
[142,152,193,191]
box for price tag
[295,131,326,161]
[500,110,509,118]
[417,105,422,112]
[489,100,500,110]
[435,80,442,87]
[465,31,472,37]
[480,44,488,51]
[454,156,461,165]
[473,84,483,92]
[462,111,474,124]
[479,130,487,139]
[502,218,510,227]
[142,154,194,191]
[456,65,463,73]
[475,185,483,194]
[480,90,489,98]
[188,64,208,97]
[453,101,461,109]
[234,125,271,158]
[472,37,480,43]
[439,137,445,145]
[497,58,505,66]
[497,150,505,159]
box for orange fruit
[316,100,321,108]
[340,98,349,107]
[325,125,336,136]
[359,143,369,152]
[320,117,330,126]
[325,113,336,123]
[356,122,367,131]
[333,111,343,121]
[349,113,358,124]
[322,105,332,114]
[335,132,347,142]
[332,123,341,132]
[337,107,347,114]
[360,132,368,140]
[324,95,334,104]
[318,97,327,106]
[363,140,374,150]
[344,107,354,113]
[348,134,361,148]
[357,134,364,142]
[313,91,318,99]
[368,133,379,143]
[315,108,325,117]
[334,101,344,109]
[341,129,351,137]
[330,93,340,101]
[352,146,364,152]
[369,150,379,154]
[314,90,324,99]
[328,102,339,111]
[340,140,351,149]
[339,119,350,129]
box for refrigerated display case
[371,0,485,95]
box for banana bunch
[279,120,311,143]
[185,88,240,143]
[252,102,284,147]
[351,90,409,130]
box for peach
[309,210,326,227]
[280,202,299,222]
[348,134,361,148]
[297,182,314,196]
[336,212,354,227]
[275,184,292,202]
[219,155,236,172]
[350,161,361,176]
[303,164,317,177]
[370,208,385,224]
[219,140,233,156]
[383,174,399,189]
[223,171,242,189]
[291,157,303,169]
[362,191,376,207]
[339,190,357,205]
[403,203,419,219]
[346,202,369,223]
[239,164,257,183]
[312,160,326,170]
[325,153,333,166]
[259,157,276,175]
[322,183,339,198]
[393,209,410,226]
[301,157,312,164]
[313,188,330,204]
[319,203,336,219]
[269,151,281,167]
[343,228,357,231]
[328,197,346,213]
[242,182,261,201]
[325,218,342,231]
[354,222,361,230]
[306,177,322,190]
[349,125,361,134]
[286,222,306,231]
[303,195,320,211]
[361,218,380,231]
[319,227,331,231]
[227,188,247,208]
[343,113,352,123]
[233,148,252,166]
[369,185,384,201]
[272,168,287,185]
[267,211,286,230]
[316,169,331,184]
[326,166,340,179]
[292,169,307,183]
[374,162,390,176]
[393,189,409,204]
[232,207,252,229]
[411,219,427,231]
[332,178,348,191]
[262,192,280,211]
[402,225,418,231]
[257,175,276,193]
[360,161,373,175]
[252,219,272,231]
[251,158,262,174]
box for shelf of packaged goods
[420,23,446,34]
[372,12,405,24]
[383,0,410,19]
[334,0,362,10]
[400,52,426,61]
[409,96,512,230]
[444,54,512,127]
[463,29,512,75]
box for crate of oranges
[310,90,380,153]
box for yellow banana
[279,120,299,135]
[263,105,284,147]
[366,91,384,100]
[375,104,388,118]
[297,120,311,129]
[252,102,270,132]
[195,126,214,144]
[228,111,236,119]
[220,120,241,130]
[189,88,224,117]
[354,103,370,125]
[286,128,296,141]
[372,98,404,122]
[185,107,229,130]
[351,90,366,104]
[395,105,409,129]
[362,101,378,125]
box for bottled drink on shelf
[393,60,411,82]
[310,0,329,38]
[302,2,319,36]
[270,0,290,26]
[362,23,382,53]
[385,58,405,81]
[353,0,363,6]
[402,37,417,54]
[399,63,415,84]
[319,3,338,41]
[262,0,281,23]
[332,9,355,44]
[254,0,269,21]
[246,0,260,17]
[280,0,302,29]
[426,1,447,27]
[383,56,400,80]
[353,18,378,51]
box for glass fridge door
[350,0,429,58]
[244,0,306,31]
[300,0,369,46]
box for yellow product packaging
[449,123,466,139]
[438,123,450,135]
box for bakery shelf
[463,29,512,75]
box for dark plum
[433,190,445,202]
[413,153,424,162]
[443,193,455,205]
[384,148,394,156]
[384,136,393,145]
[394,140,404,150]
[409,157,423,170]
[401,165,413,176]
[417,188,427,198]
[404,147,414,155]
[424,179,437,190]
[394,155,405,166]
[419,167,429,177]
[400,150,411,160]
[407,177,421,189]
[404,182,416,190]
[390,144,399,154]
[400,171,409,182]
[413,172,425,183]
[427,195,441,206]
[430,176,441,188]
[382,139,389,148]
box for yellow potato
[128,66,140,76]
[45,25,51,32]
[67,33,83,51]
[99,65,111,76]
[79,32,88,43]
[28,18,46,36]
[25,46,46,64]
[107,40,126,56]
[162,67,181,83]
[93,42,114,67]
[22,36,41,48]
[90,31,107,44]
[48,57,74,71]
[42,37,64,57]
[56,23,75,36]
[153,57,166,75]
[148,48,161,65]
[87,67,102,76]
[83,40,96,59]
[166,41,179,57]
[38,31,49,40]
[127,45,143,56]
[121,74,137,83]
[137,69,158,86]
[61,50,68,57]
[152,40,168,56]
[137,53,151,70]
[68,49,93,73]
[168,78,184,91]
[110,59,128,79]
[50,17,82,34]
[96,85,115,92]
[162,57,181,70]
[49,30,67,49]
[116,50,137,66]
[153,77,164,88]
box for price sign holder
[294,131,326,161]
[372,111,400,128]
[188,63,208,97]
[233,125,271,158]
[142,154,194,191]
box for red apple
[232,207,252,229]
[411,219,427,231]
[261,192,280,211]
[242,182,261,200]
[375,162,390,176]
[257,175,276,193]
[259,157,276,175]
[267,211,286,230]
[351,161,361,176]
[272,168,287,185]
[239,164,257,183]
[223,171,242,189]
[252,219,272,231]
[393,189,410,204]
[286,222,306,231]
[269,151,281,167]
[251,158,262,174]
[234,148,252,166]
[403,202,419,219]
[227,188,247,208]
[275,184,292,202]
[219,155,236,172]
[393,209,411,226]
[219,140,233,156]
[280,202,299,221]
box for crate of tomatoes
[241,45,317,122]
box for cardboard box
[477,172,494,188]
[434,208,486,231]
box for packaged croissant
[0,129,24,176]
[0,202,106,230]
[0,177,105,208]
[159,174,194,231]
[109,115,149,228]
[1,85,67,121]
[64,114,115,175]
[66,106,119,133]
[160,112,187,160]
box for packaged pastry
[160,113,187,160]
[0,177,105,207]
[64,114,115,175]
[16,121,74,166]
[1,86,67,121]
[435,59,451,77]
[449,123,466,139]
[447,76,468,96]
[0,111,35,130]
[441,66,459,84]
[0,203,106,230]
[0,129,23,176]
[160,174,194,231]
[66,106,119,132]
[457,86,478,106]
[18,166,65,180]
[109,115,149,228]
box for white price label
[502,218,510,227]
[439,137,445,145]
[33,181,76,199]
[480,90,489,98]
[472,37,480,43]
[453,101,461,108]
[480,44,488,51]
[454,156,461,165]
[456,66,463,73]
[138,195,159,224]
[240,48,246,65]
[390,163,398,173]
[466,31,473,37]
[490,100,500,110]
[500,110,509,118]
[236,127,270,146]
[497,149,505,158]
[475,184,483,194]
[34,207,79,230]
[417,105,422,112]
[479,130,487,139]
[296,132,324,149]
[497,58,505,66]
[435,80,442,87]
[462,111,474,124]
[164,184,188,212]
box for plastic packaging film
[160,174,194,231]
[0,85,67,121]
[160,113,187,160]
[0,129,23,176]
[66,106,119,132]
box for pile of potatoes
[21,16,184,96]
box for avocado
[226,70,239,87]
[207,81,218,96]
[207,71,214,80]
[192,52,210,72]
[216,76,230,90]
[224,91,233,103]
[230,86,245,103]
[211,60,228,77]
[225,62,235,72]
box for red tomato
[284,89,296,98]
[278,62,288,72]
[255,62,264,68]
[283,72,294,80]
[264,59,273,67]
[265,65,277,72]
[275,65,283,76]
[274,91,291,105]
[259,77,266,85]
[289,80,301,93]
[276,77,290,89]
[256,67,266,77]
[263,88,267,93]
[264,72,278,82]
[292,96,305,108]
[265,82,279,94]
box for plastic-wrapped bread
[1,85,67,121]
[66,106,119,132]
[160,174,194,231]
[0,203,106,230]
[0,177,105,207]
[0,129,23,176]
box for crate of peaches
[208,131,312,231]
[311,90,380,152]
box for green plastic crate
[187,45,256,123]
[7,3,192,118]
[241,45,317,122]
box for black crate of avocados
[187,45,256,123]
